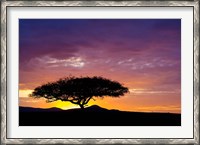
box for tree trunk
[80,104,84,110]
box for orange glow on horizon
[19,89,33,98]
[19,90,181,113]
[18,75,181,113]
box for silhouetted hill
[86,105,108,111]
[19,105,181,126]
[19,106,62,112]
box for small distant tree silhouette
[30,76,129,109]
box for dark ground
[19,105,181,126]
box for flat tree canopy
[30,76,129,109]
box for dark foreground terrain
[19,105,181,126]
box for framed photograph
[1,0,199,144]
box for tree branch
[84,96,93,105]
[69,100,79,105]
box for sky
[19,19,181,113]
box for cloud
[19,97,40,103]
[134,105,181,112]
[21,56,86,72]
[38,56,85,68]
[129,88,180,95]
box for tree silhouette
[30,76,129,109]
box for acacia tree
[30,76,129,109]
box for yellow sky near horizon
[19,89,181,113]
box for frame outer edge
[0,1,197,7]
[194,1,199,145]
[1,0,199,144]
[1,1,7,145]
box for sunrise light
[19,19,181,114]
